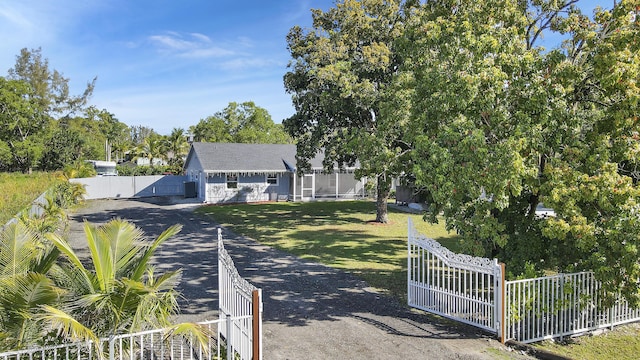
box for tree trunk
[375,174,392,223]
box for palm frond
[38,305,100,345]
[46,232,95,292]
[32,245,60,275]
[147,268,182,292]
[0,222,40,277]
[164,322,214,357]
[0,272,64,346]
[98,219,143,278]
[131,224,182,280]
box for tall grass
[0,172,58,225]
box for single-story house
[183,142,366,204]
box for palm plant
[0,222,62,350]
[43,219,183,339]
[135,134,168,167]
[61,161,96,179]
[166,128,188,167]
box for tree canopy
[403,0,640,304]
[190,101,292,144]
[0,48,98,172]
[285,0,640,304]
[283,0,418,223]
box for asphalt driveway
[66,197,533,360]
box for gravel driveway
[66,197,533,360]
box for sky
[0,0,335,135]
[0,0,609,135]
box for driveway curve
[66,197,533,360]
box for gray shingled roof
[186,142,329,172]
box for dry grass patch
[0,172,57,225]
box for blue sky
[0,0,335,134]
[0,0,608,135]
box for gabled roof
[184,142,335,173]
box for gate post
[498,262,506,343]
[252,289,263,360]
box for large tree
[0,77,47,172]
[1,48,97,172]
[406,0,640,304]
[8,48,95,119]
[283,0,417,223]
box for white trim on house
[226,174,238,189]
[266,173,278,185]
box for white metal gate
[407,218,505,337]
[218,228,263,360]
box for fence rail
[505,272,640,343]
[0,318,252,360]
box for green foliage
[403,0,640,304]
[116,164,181,176]
[166,128,189,167]
[39,127,87,171]
[45,219,183,337]
[62,161,97,179]
[190,101,292,144]
[0,216,186,351]
[0,77,48,172]
[0,222,62,350]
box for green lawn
[196,200,459,303]
[535,324,640,360]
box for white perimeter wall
[71,175,188,200]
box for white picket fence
[0,229,263,360]
[407,218,640,344]
[0,319,245,360]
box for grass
[0,172,58,225]
[535,324,640,360]
[196,200,459,304]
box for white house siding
[204,173,290,204]
[184,152,206,202]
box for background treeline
[0,48,291,175]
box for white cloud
[221,57,283,71]
[148,32,235,58]
[0,5,33,28]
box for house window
[226,174,238,189]
[266,174,278,185]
